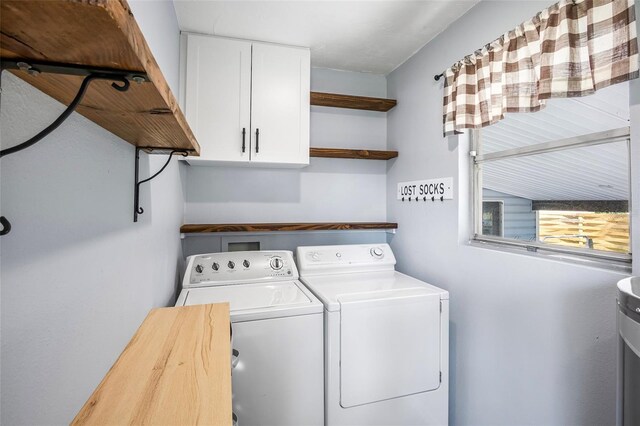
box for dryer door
[338,288,441,408]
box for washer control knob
[270,257,284,270]
[311,252,320,260]
[195,264,204,273]
[370,247,384,258]
[212,262,219,271]
[243,260,250,268]
[228,261,235,269]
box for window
[471,83,631,266]
[482,201,503,237]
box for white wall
[386,2,634,425]
[0,2,185,424]
[182,68,390,253]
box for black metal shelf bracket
[0,216,11,236]
[0,60,145,159]
[134,147,189,222]
[0,59,149,235]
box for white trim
[476,126,630,163]
[468,238,631,273]
[470,129,632,267]
[474,234,631,263]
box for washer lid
[177,281,323,321]
[300,270,449,312]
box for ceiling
[482,82,630,201]
[173,0,479,74]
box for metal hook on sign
[0,216,11,236]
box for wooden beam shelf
[310,147,398,160]
[310,92,397,112]
[181,222,398,233]
[0,0,200,154]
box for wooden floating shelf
[310,92,397,112]
[181,222,398,233]
[0,0,200,154]
[310,147,398,160]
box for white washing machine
[176,250,324,426]
[297,244,449,426]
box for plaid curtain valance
[442,0,639,137]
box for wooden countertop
[72,303,232,426]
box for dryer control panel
[296,244,396,276]
[184,251,298,287]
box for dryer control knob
[370,247,384,258]
[228,261,235,269]
[195,264,204,273]
[243,260,250,268]
[270,257,284,270]
[212,262,220,271]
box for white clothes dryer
[297,244,449,426]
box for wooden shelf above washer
[310,147,398,160]
[0,0,200,154]
[181,222,398,233]
[310,92,397,112]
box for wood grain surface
[0,0,200,153]
[310,147,398,160]
[180,222,399,233]
[72,304,231,426]
[310,91,397,112]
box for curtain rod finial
[434,73,444,81]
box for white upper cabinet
[250,43,310,165]
[183,35,252,163]
[182,34,310,167]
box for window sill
[468,237,632,274]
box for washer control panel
[186,251,297,286]
[296,244,396,276]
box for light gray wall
[182,231,391,259]
[386,2,634,425]
[0,2,185,424]
[483,189,536,241]
[130,0,181,95]
[182,68,389,253]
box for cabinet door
[184,35,251,163]
[250,43,310,166]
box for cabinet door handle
[255,128,259,153]
[241,128,246,153]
